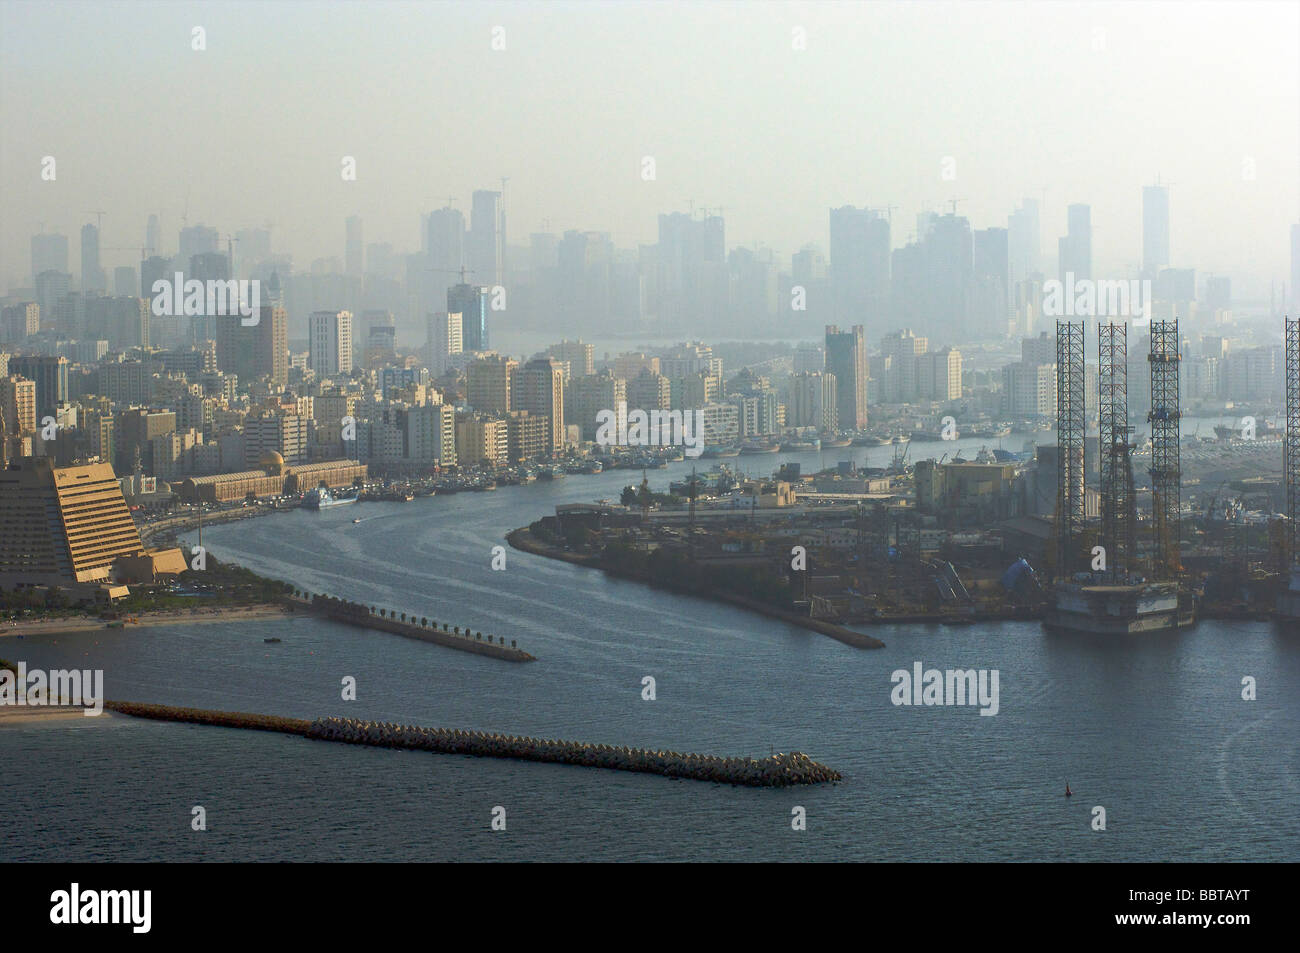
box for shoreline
[506,527,885,649]
[2,604,293,639]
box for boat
[303,485,359,509]
[821,435,852,448]
[780,437,820,452]
[702,445,741,458]
[740,441,780,454]
[264,637,281,644]
[352,517,362,524]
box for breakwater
[311,716,840,786]
[292,593,535,662]
[102,702,839,787]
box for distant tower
[80,223,106,293]
[1142,184,1170,277]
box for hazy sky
[2,0,1298,294]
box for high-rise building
[546,339,594,379]
[829,205,890,323]
[345,215,364,279]
[113,266,137,298]
[789,371,837,431]
[407,403,457,467]
[1,303,39,344]
[0,458,169,587]
[31,233,69,281]
[1,376,38,435]
[8,355,68,421]
[891,213,974,342]
[1143,184,1170,277]
[449,283,489,352]
[425,311,463,375]
[469,190,505,288]
[825,324,867,430]
[427,206,466,275]
[973,227,1010,334]
[1291,224,1300,313]
[80,223,106,294]
[243,414,308,467]
[146,214,162,257]
[216,305,287,386]
[919,347,963,402]
[566,370,625,440]
[467,355,516,414]
[1007,198,1041,288]
[35,271,71,329]
[179,225,219,265]
[653,212,726,330]
[512,357,564,453]
[1058,204,1092,282]
[308,310,354,376]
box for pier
[103,702,839,787]
[290,593,535,662]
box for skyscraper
[449,283,489,352]
[146,214,161,257]
[1007,198,1041,287]
[825,324,867,431]
[425,311,463,376]
[31,233,69,281]
[829,206,890,323]
[1143,185,1170,277]
[469,190,505,287]
[1291,224,1299,313]
[345,215,364,279]
[513,357,565,453]
[80,223,106,294]
[1058,204,1092,282]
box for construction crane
[103,246,146,262]
[84,210,107,230]
[947,198,966,215]
[872,204,899,226]
[430,266,477,284]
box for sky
[2,0,1298,295]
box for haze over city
[3,0,1297,304]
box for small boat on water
[740,441,780,454]
[352,517,362,524]
[821,435,852,448]
[264,637,282,644]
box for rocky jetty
[308,716,841,787]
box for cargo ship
[1043,578,1196,634]
[303,485,359,509]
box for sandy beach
[0,705,112,724]
[1,603,294,639]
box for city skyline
[2,1,1297,295]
